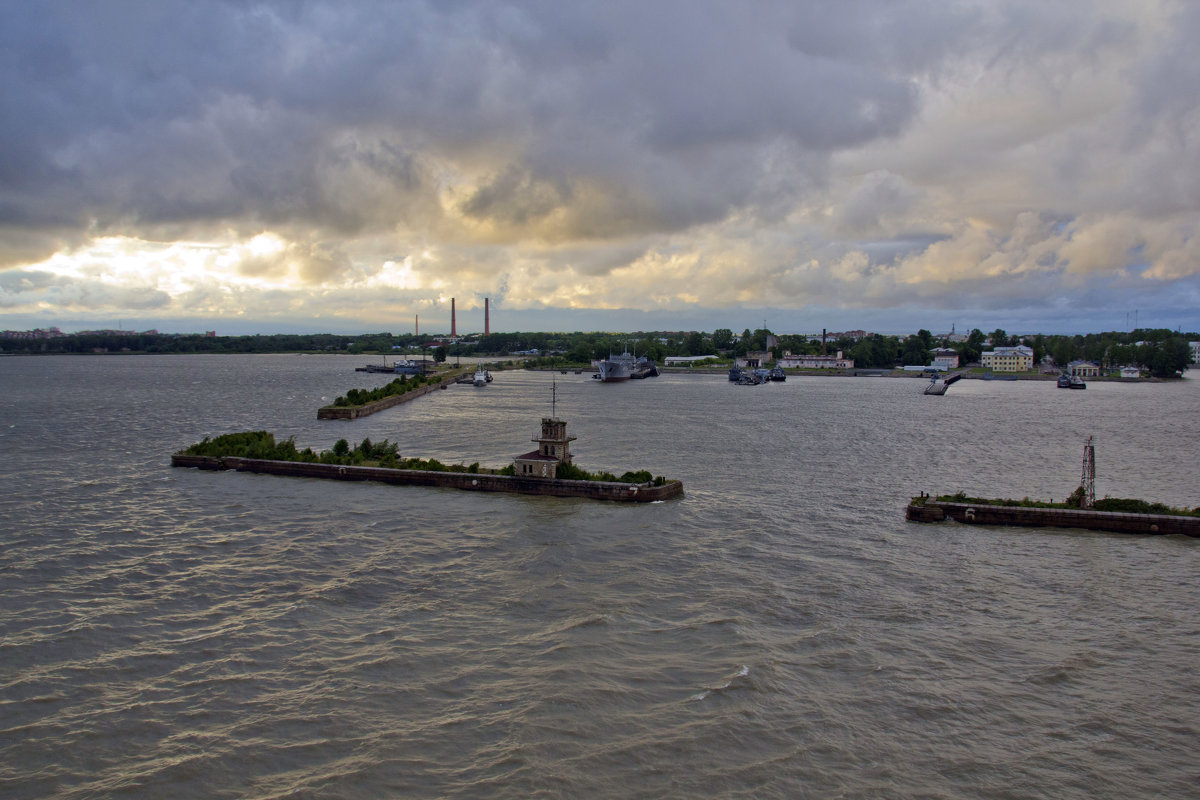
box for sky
[2,1,1199,337]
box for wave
[688,664,751,702]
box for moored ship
[597,352,634,381]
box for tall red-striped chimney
[451,298,456,337]
[484,298,490,336]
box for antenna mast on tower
[1080,436,1095,509]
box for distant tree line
[8,326,1194,377]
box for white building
[981,345,1033,372]
[777,350,854,369]
[1190,341,1200,364]
[664,355,720,366]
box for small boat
[769,367,786,382]
[1069,375,1086,389]
[729,366,744,382]
[473,367,490,387]
[1057,373,1072,388]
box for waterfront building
[1119,366,1141,379]
[980,345,1033,372]
[664,355,719,366]
[931,348,959,370]
[1191,341,1199,364]
[777,351,855,369]
[513,418,576,479]
[742,350,773,368]
[1069,360,1101,377]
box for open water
[2,354,1198,799]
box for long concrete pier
[907,499,1200,536]
[172,454,684,502]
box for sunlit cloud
[1,1,1198,334]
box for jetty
[906,498,1198,536]
[171,454,682,502]
[173,413,682,503]
[318,369,466,419]
[908,437,1198,536]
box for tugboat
[629,356,659,379]
[473,367,491,387]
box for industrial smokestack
[484,297,490,336]
[451,298,456,337]
[822,328,827,356]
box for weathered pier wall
[317,371,464,420]
[172,455,684,503]
[907,500,1199,537]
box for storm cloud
[1,0,1198,333]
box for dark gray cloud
[0,1,1197,334]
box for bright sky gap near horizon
[2,2,1199,336]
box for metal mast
[1081,436,1095,509]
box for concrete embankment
[317,370,465,420]
[172,454,684,503]
[907,500,1199,537]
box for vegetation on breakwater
[181,432,486,473]
[327,373,436,408]
[912,491,1200,518]
[497,460,667,486]
[179,432,670,485]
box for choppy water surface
[2,355,1198,799]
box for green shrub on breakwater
[181,431,488,472]
[180,431,668,484]
[329,374,435,408]
[933,491,1199,517]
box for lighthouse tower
[534,418,575,464]
[513,417,577,479]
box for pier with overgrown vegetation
[317,369,466,419]
[173,432,682,502]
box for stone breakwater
[317,371,463,419]
[907,500,1200,537]
[172,454,684,503]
